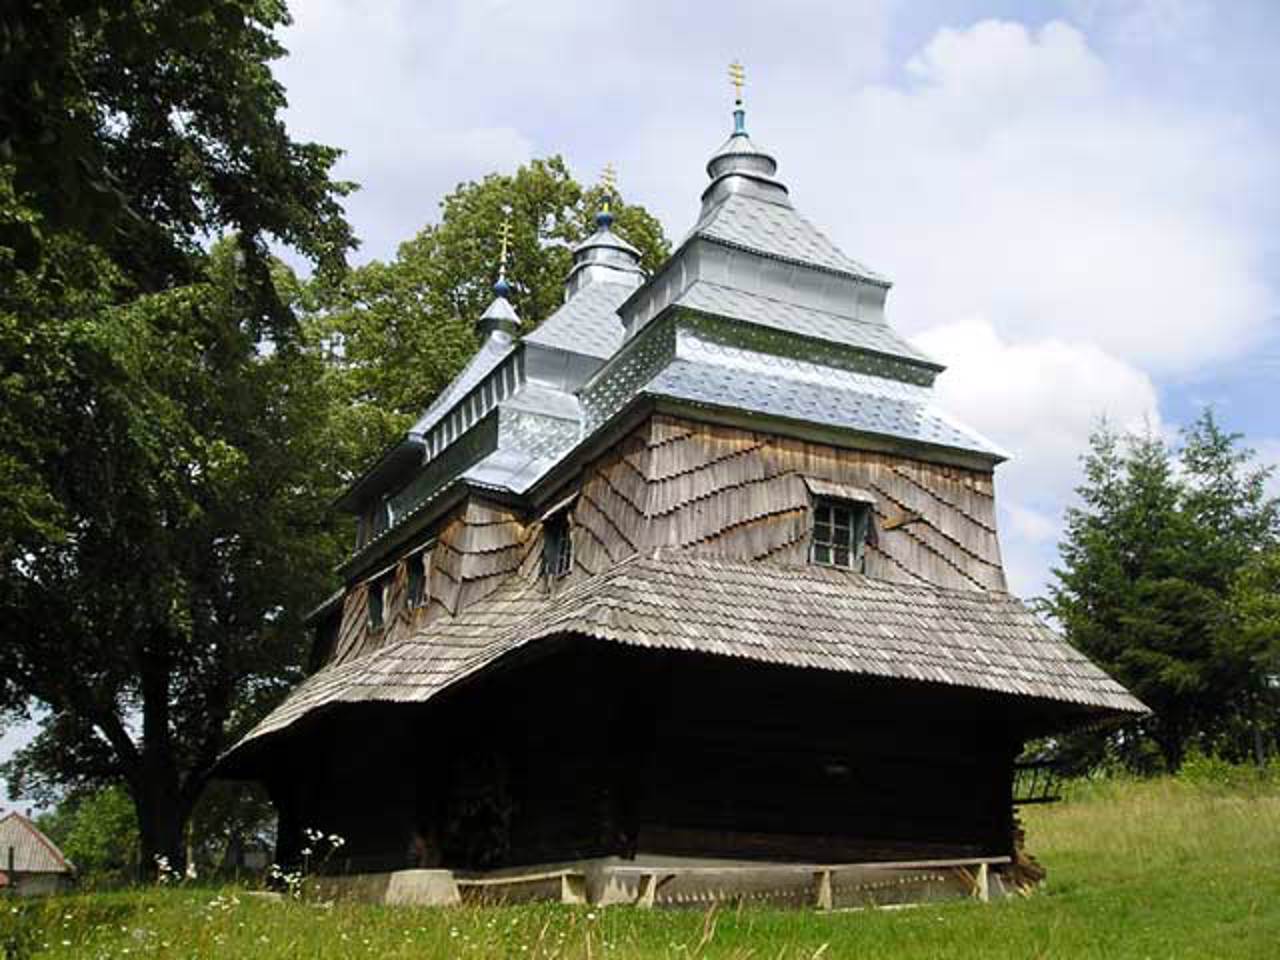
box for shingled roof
[228,553,1146,759]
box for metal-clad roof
[644,359,1005,461]
[409,331,517,437]
[228,553,1147,754]
[0,812,72,874]
[523,281,631,359]
[674,281,936,367]
[688,193,885,282]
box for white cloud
[276,0,892,260]
[914,318,1160,595]
[779,20,1275,378]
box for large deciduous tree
[1048,412,1279,772]
[1,0,353,871]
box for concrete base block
[312,869,460,906]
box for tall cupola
[477,212,521,339]
[564,164,645,300]
[700,61,790,217]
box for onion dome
[564,164,646,300]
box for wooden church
[219,69,1144,907]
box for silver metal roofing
[674,280,936,368]
[476,293,520,337]
[689,193,884,282]
[410,327,517,439]
[581,313,1006,462]
[523,281,631,359]
[649,360,1001,459]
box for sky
[3,0,1279,812]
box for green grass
[4,776,1278,959]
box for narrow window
[407,548,432,609]
[367,577,386,629]
[543,513,573,579]
[810,498,872,571]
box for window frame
[542,511,573,580]
[406,545,433,610]
[365,567,394,631]
[809,496,873,572]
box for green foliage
[1048,412,1280,773]
[1177,750,1280,792]
[1,241,350,866]
[0,0,354,284]
[0,0,355,874]
[307,156,670,469]
[58,788,140,881]
[2,778,1279,958]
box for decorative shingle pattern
[675,281,936,366]
[524,282,631,359]
[230,553,1146,755]
[644,359,1005,459]
[689,194,884,282]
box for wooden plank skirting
[340,856,1013,909]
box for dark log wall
[640,653,1018,863]
[278,645,1019,871]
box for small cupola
[477,214,521,339]
[700,61,791,216]
[564,164,646,300]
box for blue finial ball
[494,277,512,298]
[596,209,615,229]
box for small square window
[543,513,573,579]
[810,498,872,571]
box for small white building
[0,811,74,896]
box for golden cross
[497,212,512,274]
[601,163,617,214]
[729,60,745,103]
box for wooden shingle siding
[330,582,371,664]
[329,498,529,666]
[562,414,1006,593]
[324,412,1010,667]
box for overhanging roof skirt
[222,554,1146,768]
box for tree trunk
[1154,727,1185,774]
[135,788,187,879]
[132,746,190,880]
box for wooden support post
[814,869,833,911]
[559,873,587,905]
[976,862,989,903]
[637,872,659,910]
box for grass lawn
[3,776,1278,958]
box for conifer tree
[1049,415,1279,771]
